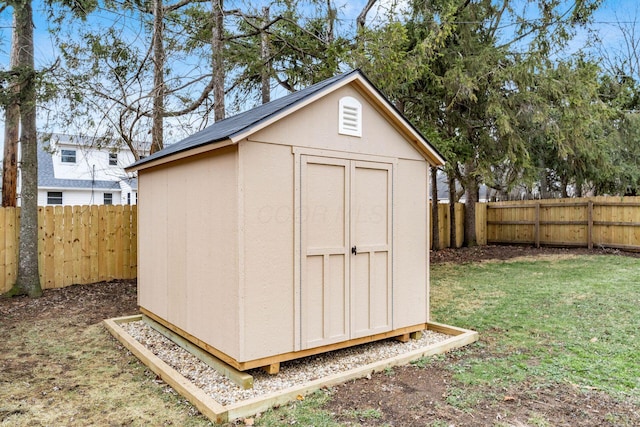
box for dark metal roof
[37,143,126,191]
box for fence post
[475,202,487,245]
[535,203,540,248]
[588,201,593,249]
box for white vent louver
[339,96,362,137]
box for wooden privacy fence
[476,196,640,250]
[429,202,465,249]
[0,205,137,293]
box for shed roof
[127,70,445,171]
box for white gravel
[121,320,449,406]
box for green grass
[255,390,340,427]
[430,255,640,399]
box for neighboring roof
[121,177,138,190]
[45,132,151,154]
[37,143,122,191]
[430,170,489,202]
[127,69,445,171]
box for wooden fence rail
[0,205,137,293]
[477,196,640,250]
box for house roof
[37,143,130,191]
[127,69,445,172]
[430,170,489,202]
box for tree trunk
[355,0,377,49]
[5,0,42,298]
[463,174,479,247]
[151,0,165,154]
[356,0,377,31]
[2,103,19,207]
[430,166,440,251]
[448,174,457,248]
[212,0,225,121]
[561,175,569,198]
[2,11,20,208]
[260,6,270,104]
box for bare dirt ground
[1,245,638,426]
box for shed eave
[125,138,234,172]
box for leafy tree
[360,0,604,245]
[524,58,616,198]
[591,10,640,195]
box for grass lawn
[430,254,640,401]
[1,252,638,426]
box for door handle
[351,246,357,255]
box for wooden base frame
[104,314,478,424]
[141,307,433,372]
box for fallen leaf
[243,418,254,426]
[296,394,305,401]
[590,337,598,343]
[503,396,515,402]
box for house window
[61,149,76,163]
[127,193,131,205]
[104,193,113,205]
[47,192,63,205]
[109,153,118,166]
[338,96,362,137]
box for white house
[37,134,146,206]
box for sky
[0,0,639,155]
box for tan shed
[126,70,445,373]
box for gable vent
[339,96,362,137]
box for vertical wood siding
[0,205,137,293]
[482,197,640,250]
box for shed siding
[138,147,241,359]
[138,167,169,320]
[393,158,429,327]
[249,86,425,162]
[240,141,296,361]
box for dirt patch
[0,279,138,325]
[1,246,639,426]
[430,244,640,265]
[325,357,640,427]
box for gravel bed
[121,320,450,406]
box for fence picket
[0,208,6,290]
[485,197,640,250]
[4,208,18,289]
[43,206,55,288]
[0,205,138,294]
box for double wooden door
[300,155,393,349]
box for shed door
[300,156,392,349]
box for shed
[126,70,445,373]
